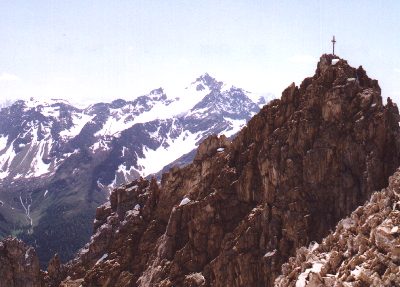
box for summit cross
[331,35,336,55]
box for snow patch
[221,117,247,138]
[95,114,135,138]
[14,173,24,179]
[25,127,52,178]
[95,253,108,265]
[89,140,110,152]
[350,266,362,278]
[132,100,180,124]
[217,147,225,152]
[23,98,72,110]
[309,241,319,252]
[126,185,138,192]
[295,262,324,287]
[19,193,33,227]
[62,149,80,159]
[116,164,137,183]
[0,135,8,151]
[60,113,93,139]
[137,130,202,176]
[179,197,191,206]
[264,249,276,258]
[40,105,60,118]
[0,139,16,179]
[332,59,339,65]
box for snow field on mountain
[137,130,202,176]
[0,140,16,179]
[0,135,8,152]
[221,117,247,137]
[19,126,52,178]
[60,112,94,139]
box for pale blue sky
[0,0,399,106]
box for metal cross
[331,35,336,55]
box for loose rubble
[275,169,400,287]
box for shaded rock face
[54,54,400,286]
[0,237,43,287]
[275,169,400,287]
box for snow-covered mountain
[0,74,270,265]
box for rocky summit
[1,54,400,286]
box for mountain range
[0,73,267,265]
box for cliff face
[55,54,400,286]
[2,54,400,286]
[0,237,43,287]
[275,169,400,287]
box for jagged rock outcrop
[54,54,400,286]
[275,169,400,287]
[2,54,400,286]
[0,237,43,287]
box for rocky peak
[188,84,259,120]
[110,99,127,109]
[315,53,338,75]
[149,87,164,96]
[147,87,166,101]
[313,54,379,91]
[132,88,174,111]
[192,73,223,91]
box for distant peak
[133,87,174,106]
[139,87,166,102]
[195,73,215,84]
[20,97,74,109]
[191,73,223,91]
[149,87,164,96]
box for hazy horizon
[1,0,399,107]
